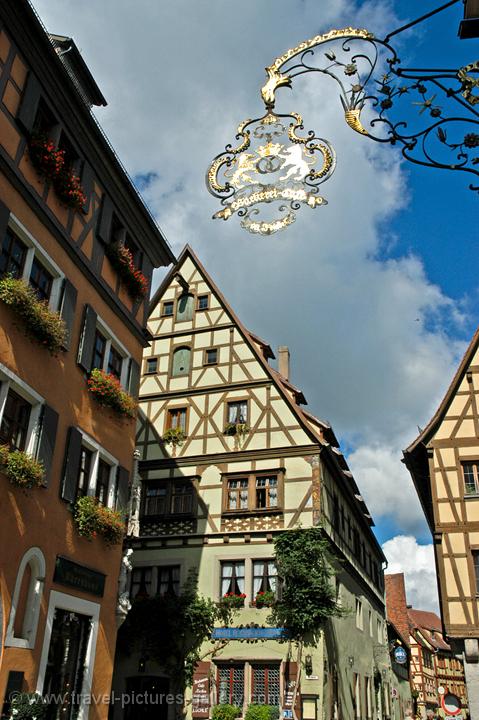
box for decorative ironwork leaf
[437,127,447,143]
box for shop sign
[53,556,105,597]
[192,662,210,718]
[394,647,407,664]
[211,627,288,640]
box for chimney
[278,346,290,381]
[385,573,410,647]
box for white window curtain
[253,562,263,595]
[268,561,277,591]
[221,563,233,595]
[236,569,245,594]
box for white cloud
[30,0,469,543]
[382,535,439,613]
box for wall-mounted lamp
[138,655,148,673]
[305,655,313,676]
[348,656,354,668]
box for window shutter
[115,465,130,510]
[0,199,11,240]
[61,426,82,503]
[17,72,41,133]
[36,404,59,487]
[97,194,113,245]
[77,304,97,372]
[59,279,77,350]
[127,358,141,398]
[80,161,94,214]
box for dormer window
[176,294,194,322]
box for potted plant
[105,242,149,300]
[28,134,65,180]
[162,427,187,447]
[73,495,125,545]
[224,422,250,438]
[87,368,136,419]
[0,275,67,354]
[254,590,275,608]
[7,692,47,720]
[54,168,87,211]
[0,444,44,489]
[221,592,246,608]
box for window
[218,665,244,707]
[220,561,245,596]
[130,567,153,599]
[172,347,191,377]
[227,478,249,511]
[255,475,278,509]
[473,551,479,594]
[227,400,248,424]
[76,447,92,499]
[166,407,187,432]
[29,256,53,302]
[91,329,107,372]
[204,348,218,365]
[107,345,123,379]
[252,560,277,595]
[145,358,158,374]
[353,674,361,720]
[197,295,209,311]
[4,547,46,650]
[95,458,111,506]
[0,229,26,278]
[423,649,433,669]
[143,480,194,517]
[252,665,280,706]
[2,216,64,309]
[176,294,194,322]
[158,566,180,596]
[162,301,174,317]
[356,599,363,630]
[377,618,384,644]
[463,462,479,495]
[0,389,31,450]
[223,471,283,513]
[368,610,373,637]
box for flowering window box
[0,444,44,489]
[162,427,187,447]
[105,243,149,300]
[221,593,246,608]
[87,368,136,419]
[29,134,65,180]
[53,169,87,211]
[0,275,66,354]
[73,495,125,545]
[253,591,275,608]
[224,422,250,438]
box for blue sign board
[212,627,288,640]
[394,646,407,664]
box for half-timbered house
[403,327,479,718]
[112,247,391,720]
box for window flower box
[73,495,125,545]
[162,427,187,447]
[87,368,136,419]
[29,134,65,180]
[221,592,246,608]
[253,590,275,608]
[224,422,250,438]
[53,169,87,211]
[105,243,149,301]
[0,275,66,354]
[0,444,44,489]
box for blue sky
[31,0,478,610]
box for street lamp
[459,0,479,38]
[206,1,479,235]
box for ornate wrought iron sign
[207,3,478,235]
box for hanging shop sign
[53,556,105,597]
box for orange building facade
[0,2,174,719]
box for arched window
[5,547,45,649]
[172,347,191,377]
[175,294,194,322]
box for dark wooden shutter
[115,465,130,510]
[128,358,141,397]
[17,72,41,133]
[61,426,82,503]
[77,304,97,372]
[59,279,78,351]
[36,404,59,486]
[97,194,113,245]
[0,199,11,241]
[80,161,94,214]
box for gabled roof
[247,331,275,360]
[408,608,451,652]
[405,326,479,453]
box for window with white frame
[0,365,43,454]
[220,561,245,597]
[355,599,363,630]
[90,319,129,385]
[252,560,277,595]
[4,547,46,649]
[1,215,64,309]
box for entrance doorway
[125,676,170,720]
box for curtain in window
[221,564,233,596]
[268,561,277,591]
[253,564,263,596]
